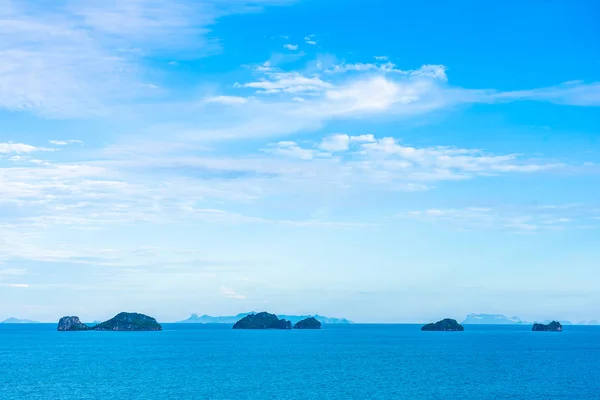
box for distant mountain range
[1,318,40,324]
[463,314,598,326]
[462,314,525,325]
[576,320,599,325]
[178,313,352,324]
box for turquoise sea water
[1,323,598,399]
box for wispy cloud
[0,268,28,276]
[326,62,447,80]
[49,140,83,146]
[318,133,375,152]
[204,96,249,105]
[190,59,600,146]
[399,205,600,233]
[235,71,333,94]
[304,35,317,45]
[0,143,51,154]
[490,81,600,106]
[220,286,246,300]
[0,0,299,117]
[1,283,30,288]
[263,141,327,159]
[283,43,298,50]
[0,132,571,253]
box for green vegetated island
[56,311,322,331]
[54,312,564,332]
[532,321,563,332]
[421,318,465,331]
[420,318,563,332]
[232,312,321,329]
[57,312,162,331]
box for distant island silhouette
[462,314,584,326]
[1,318,40,324]
[462,314,525,325]
[178,312,351,324]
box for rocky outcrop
[57,312,161,331]
[57,316,90,331]
[293,317,321,329]
[421,318,464,331]
[532,321,562,332]
[232,312,291,329]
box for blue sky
[0,0,599,323]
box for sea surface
[1,323,599,399]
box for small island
[57,316,91,331]
[293,317,321,329]
[57,312,162,331]
[232,312,292,329]
[421,318,464,331]
[532,321,563,332]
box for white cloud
[319,133,374,152]
[220,286,246,299]
[204,96,249,105]
[322,75,437,114]
[264,141,326,159]
[491,81,600,106]
[351,134,376,143]
[374,56,388,61]
[3,283,30,288]
[399,205,599,232]
[304,35,317,45]
[235,71,334,94]
[283,44,298,50]
[0,143,51,154]
[360,137,564,174]
[326,63,447,81]
[327,61,401,74]
[0,131,569,246]
[319,134,350,152]
[177,60,599,146]
[0,268,28,276]
[49,140,83,146]
[0,0,299,117]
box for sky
[0,0,599,323]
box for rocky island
[293,317,321,329]
[57,312,162,331]
[57,316,91,331]
[421,318,464,331]
[532,321,562,332]
[232,312,292,329]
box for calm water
[1,323,598,399]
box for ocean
[1,323,598,399]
